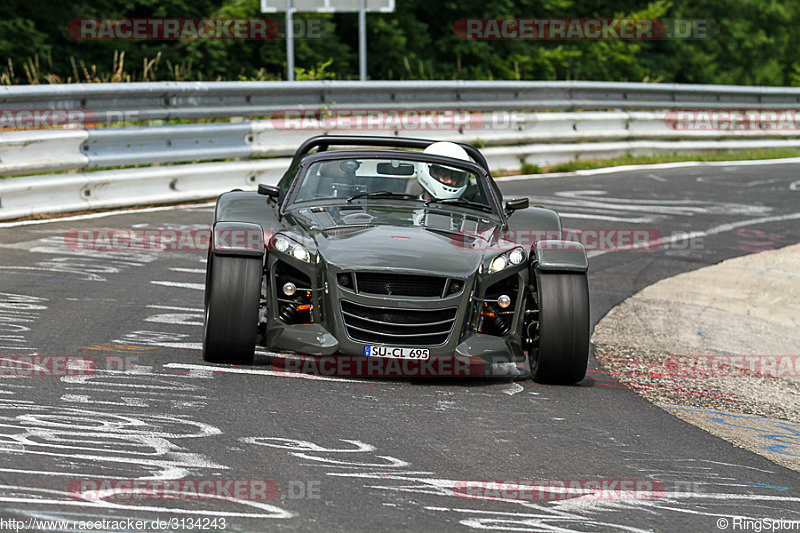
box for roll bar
[286,135,490,173]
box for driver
[406,142,471,200]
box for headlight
[274,236,290,253]
[292,245,311,263]
[489,256,508,273]
[488,247,526,273]
[273,235,311,263]
[508,247,525,265]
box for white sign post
[261,0,395,81]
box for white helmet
[417,142,471,199]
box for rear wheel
[202,254,262,365]
[527,270,590,384]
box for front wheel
[202,254,262,365]
[528,270,590,384]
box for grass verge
[496,148,800,176]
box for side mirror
[505,198,529,212]
[258,184,280,198]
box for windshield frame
[281,150,505,224]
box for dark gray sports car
[203,135,589,384]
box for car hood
[283,205,505,277]
[317,225,485,276]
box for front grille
[340,300,457,346]
[355,272,446,297]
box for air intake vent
[323,225,373,237]
[355,273,446,297]
[340,300,457,346]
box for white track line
[150,281,205,290]
[164,363,368,383]
[496,156,800,181]
[147,304,204,312]
[169,267,206,274]
[588,211,800,258]
[0,203,215,228]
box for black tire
[202,254,262,365]
[529,270,590,384]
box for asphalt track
[0,161,798,532]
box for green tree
[1,0,799,85]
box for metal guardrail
[3,80,800,220]
[3,81,800,123]
[0,130,88,176]
[0,159,286,221]
[83,123,253,167]
[6,135,800,221]
[4,110,800,177]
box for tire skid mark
[0,368,297,522]
[0,292,48,356]
[240,436,800,531]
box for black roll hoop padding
[287,135,491,173]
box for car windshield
[293,157,492,211]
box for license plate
[364,346,430,359]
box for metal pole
[358,0,367,80]
[286,0,295,81]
